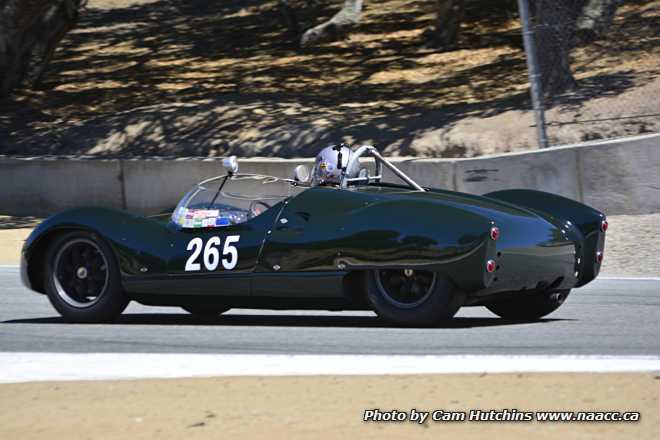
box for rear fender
[485,189,606,287]
[342,199,496,292]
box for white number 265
[185,235,240,272]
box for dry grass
[0,0,658,158]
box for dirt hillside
[0,0,658,158]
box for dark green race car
[21,146,607,326]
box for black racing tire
[486,289,571,320]
[365,269,465,327]
[44,231,129,323]
[181,304,230,317]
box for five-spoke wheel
[366,269,464,327]
[45,231,128,322]
[375,269,437,309]
[52,238,109,308]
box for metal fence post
[517,0,549,149]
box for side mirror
[293,165,310,183]
[222,156,238,174]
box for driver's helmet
[311,144,360,186]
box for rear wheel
[365,269,464,327]
[44,231,128,323]
[486,289,571,320]
[181,304,230,317]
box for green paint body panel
[22,183,606,308]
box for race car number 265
[185,235,240,272]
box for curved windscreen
[172,174,301,228]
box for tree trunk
[531,0,582,97]
[0,0,85,97]
[429,0,465,48]
[300,0,362,47]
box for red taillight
[486,260,496,273]
[596,252,604,263]
[490,226,500,241]
[601,220,608,232]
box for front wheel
[486,289,571,320]
[365,269,465,327]
[44,231,129,323]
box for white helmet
[311,144,360,186]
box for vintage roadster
[21,145,607,326]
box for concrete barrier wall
[455,147,581,200]
[578,135,660,215]
[1,133,658,217]
[0,158,123,217]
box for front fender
[23,207,174,293]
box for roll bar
[341,145,425,192]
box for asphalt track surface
[1,267,659,356]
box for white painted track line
[1,353,659,384]
[600,276,660,281]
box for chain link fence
[519,0,659,148]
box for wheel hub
[76,266,88,280]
